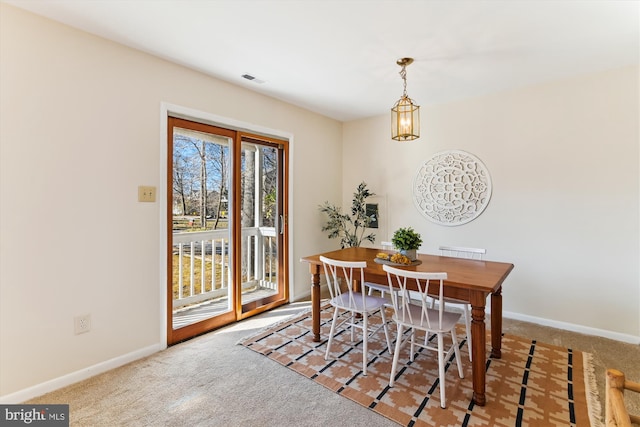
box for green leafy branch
[319,182,376,248]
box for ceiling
[5,0,639,122]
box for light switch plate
[138,186,156,202]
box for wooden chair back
[606,368,640,427]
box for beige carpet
[24,301,638,426]
[239,304,603,427]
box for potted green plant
[391,227,423,260]
[319,182,376,248]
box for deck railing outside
[172,227,277,310]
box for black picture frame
[366,203,379,229]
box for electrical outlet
[74,314,91,334]
[138,186,156,202]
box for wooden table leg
[310,267,321,342]
[490,287,503,359]
[470,290,487,406]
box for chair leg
[362,315,368,376]
[380,307,393,355]
[410,328,416,362]
[451,330,464,379]
[324,307,340,361]
[350,311,356,342]
[464,304,472,361]
[437,333,447,408]
[389,324,404,387]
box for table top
[301,246,514,293]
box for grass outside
[172,254,227,300]
[172,217,230,301]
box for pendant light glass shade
[391,58,420,141]
[391,95,420,141]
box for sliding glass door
[167,117,288,344]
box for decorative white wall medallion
[413,150,492,226]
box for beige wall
[343,65,639,340]
[0,3,341,399]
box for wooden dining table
[300,246,514,406]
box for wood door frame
[163,109,291,345]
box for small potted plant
[391,227,423,260]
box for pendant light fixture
[391,57,420,141]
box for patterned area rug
[239,304,603,427]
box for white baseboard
[0,343,164,404]
[503,310,640,345]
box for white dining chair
[321,256,392,376]
[365,241,400,343]
[438,245,486,361]
[366,241,396,299]
[383,264,464,408]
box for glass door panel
[239,138,286,313]
[168,118,235,343]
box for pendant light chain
[400,64,408,98]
